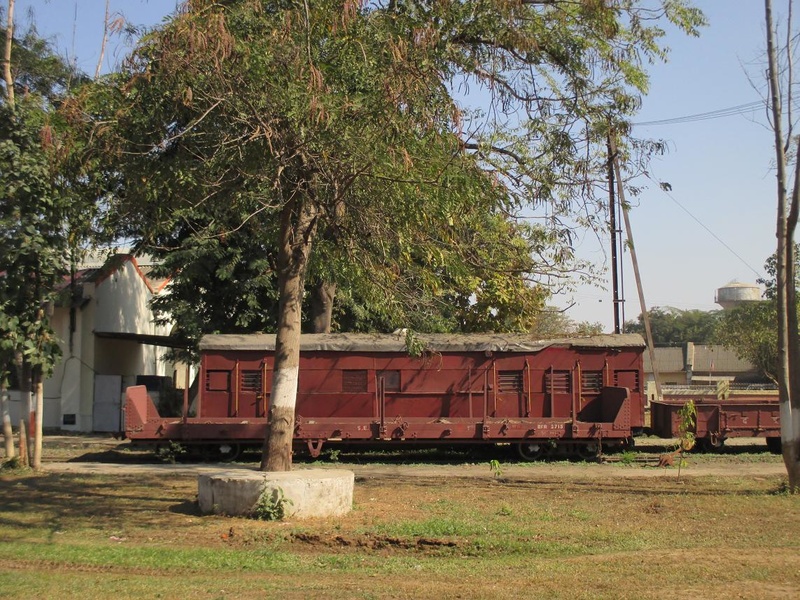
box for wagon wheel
[204,442,241,462]
[576,441,600,461]
[693,435,725,453]
[516,441,548,461]
[766,437,782,454]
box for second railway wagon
[650,386,782,453]
[125,332,646,459]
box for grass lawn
[0,465,798,599]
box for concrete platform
[197,468,354,519]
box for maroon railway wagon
[650,387,782,453]
[125,332,646,460]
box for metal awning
[93,331,191,348]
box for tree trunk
[260,195,319,472]
[765,0,800,491]
[310,280,337,333]
[18,418,27,467]
[785,146,800,490]
[19,361,33,461]
[31,367,43,469]
[2,0,15,106]
[1,383,14,459]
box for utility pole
[607,133,622,334]
[608,135,662,401]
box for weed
[675,400,697,480]
[771,478,797,496]
[155,441,186,464]
[496,505,513,517]
[489,459,503,478]
[619,450,637,466]
[325,448,341,463]
[0,456,29,471]
[250,487,294,521]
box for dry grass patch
[0,469,798,599]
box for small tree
[1,5,90,468]
[764,0,800,490]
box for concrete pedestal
[197,468,354,519]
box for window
[342,370,368,393]
[498,371,524,392]
[377,370,401,392]
[545,370,571,394]
[205,370,230,392]
[581,371,603,393]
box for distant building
[643,342,766,403]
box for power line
[633,101,764,127]
[645,174,764,280]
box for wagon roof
[199,332,645,353]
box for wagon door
[495,368,526,418]
[236,361,269,418]
[545,367,573,418]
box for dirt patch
[34,434,787,481]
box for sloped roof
[643,344,756,374]
[691,345,755,373]
[644,347,684,372]
[56,254,169,299]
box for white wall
[94,259,169,337]
[17,255,174,432]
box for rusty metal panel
[652,392,781,439]
[127,334,647,447]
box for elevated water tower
[715,281,761,310]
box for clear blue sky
[13,0,787,331]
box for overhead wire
[629,101,767,278]
[632,101,764,126]
[643,174,765,280]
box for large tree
[625,307,722,345]
[79,0,703,471]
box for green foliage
[0,23,98,390]
[714,300,779,382]
[75,0,705,347]
[403,330,429,359]
[1,20,88,105]
[619,450,637,466]
[674,400,697,477]
[0,99,66,382]
[0,456,27,471]
[677,400,697,449]
[757,244,800,301]
[625,307,722,345]
[155,442,186,464]
[250,487,294,521]
[711,250,800,383]
[529,307,604,338]
[324,448,341,463]
[489,459,503,478]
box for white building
[5,252,182,432]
